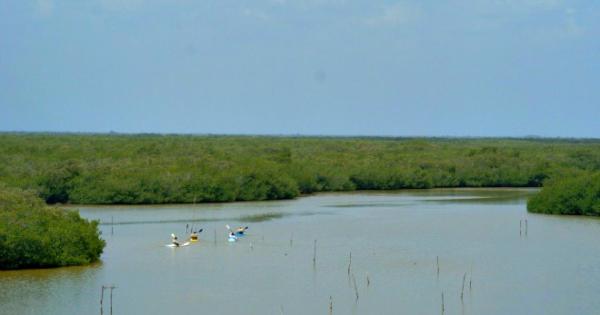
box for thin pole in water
[290,233,293,247]
[109,285,116,315]
[441,292,445,315]
[461,272,467,302]
[525,219,528,235]
[111,216,114,236]
[347,252,352,276]
[436,256,440,280]
[469,264,473,292]
[351,273,359,302]
[100,286,105,315]
[520,220,522,236]
[313,239,317,266]
[329,296,333,315]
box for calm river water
[1,189,600,315]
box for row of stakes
[101,219,531,314]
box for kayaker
[171,233,180,247]
[235,226,248,235]
[228,231,238,241]
[190,231,198,241]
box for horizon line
[1,130,599,141]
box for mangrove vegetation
[0,133,599,209]
[527,172,600,216]
[0,184,105,269]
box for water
[2,189,600,315]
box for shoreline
[64,187,540,208]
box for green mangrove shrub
[0,134,598,205]
[528,172,600,215]
[0,184,105,269]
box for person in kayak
[235,226,248,235]
[171,233,180,247]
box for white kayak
[166,242,190,248]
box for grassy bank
[0,184,105,269]
[0,133,599,205]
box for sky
[1,0,599,137]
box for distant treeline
[0,133,599,206]
[0,184,104,269]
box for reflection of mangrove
[98,212,294,226]
[239,212,284,222]
[325,202,416,208]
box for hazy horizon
[2,1,599,138]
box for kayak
[228,236,238,242]
[234,231,245,237]
[166,242,190,248]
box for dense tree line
[527,172,600,216]
[0,133,598,207]
[0,184,105,269]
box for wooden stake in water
[109,285,116,315]
[441,292,445,315]
[436,256,440,280]
[351,273,359,302]
[460,272,467,301]
[313,240,317,266]
[469,264,473,291]
[214,229,217,245]
[111,216,114,236]
[329,296,333,315]
[347,252,352,276]
[366,272,371,287]
[100,286,105,315]
[520,220,522,236]
[525,219,528,235]
[290,233,293,247]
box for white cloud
[35,0,54,17]
[364,2,420,27]
[242,8,269,21]
[562,7,584,37]
[497,0,563,10]
[268,0,347,9]
[98,0,145,11]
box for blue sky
[1,0,599,137]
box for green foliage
[527,172,600,216]
[0,133,599,206]
[0,184,105,269]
